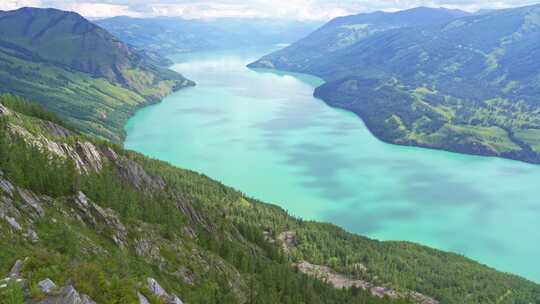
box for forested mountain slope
[1,95,540,303]
[0,7,194,142]
[249,7,469,72]
[96,17,321,56]
[249,5,540,163]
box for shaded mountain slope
[0,7,194,142]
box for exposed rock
[38,285,96,304]
[6,123,104,174]
[146,278,184,304]
[0,104,12,116]
[5,215,22,231]
[18,188,45,217]
[73,192,128,248]
[296,261,438,304]
[0,176,15,196]
[25,228,40,242]
[116,159,166,191]
[75,141,103,172]
[278,231,297,252]
[138,292,150,304]
[9,259,24,278]
[147,277,168,298]
[44,121,74,138]
[135,238,161,261]
[38,278,57,293]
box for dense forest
[1,95,539,303]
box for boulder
[146,278,184,304]
[38,285,96,304]
[38,278,57,293]
[147,278,168,298]
[9,259,24,278]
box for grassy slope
[0,7,195,142]
[249,5,540,164]
[1,96,539,304]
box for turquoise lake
[125,48,540,282]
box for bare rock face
[9,259,25,278]
[73,192,128,248]
[116,159,166,191]
[135,238,161,261]
[146,278,184,304]
[0,104,11,116]
[44,121,73,138]
[38,285,96,304]
[147,278,168,298]
[296,261,439,304]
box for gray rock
[138,292,150,304]
[38,278,57,293]
[0,177,15,196]
[5,216,22,231]
[0,104,11,116]
[39,285,96,304]
[45,121,73,138]
[147,277,168,298]
[9,259,24,278]
[18,188,45,217]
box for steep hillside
[96,17,321,56]
[1,95,540,303]
[249,5,540,163]
[0,7,194,142]
[249,7,469,72]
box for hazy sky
[1,0,539,19]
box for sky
[1,0,539,20]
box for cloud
[3,0,540,20]
[0,0,42,11]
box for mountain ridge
[0,7,194,142]
[249,4,540,164]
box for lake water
[125,48,540,282]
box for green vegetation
[250,5,540,164]
[1,95,539,303]
[0,7,194,142]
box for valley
[125,48,540,283]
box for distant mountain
[250,5,540,164]
[96,17,322,55]
[249,7,469,72]
[0,7,194,141]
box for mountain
[249,5,540,164]
[0,7,194,142]
[249,7,469,72]
[96,17,322,56]
[2,94,540,303]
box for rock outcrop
[73,192,128,248]
[296,261,438,304]
[38,285,96,304]
[146,278,184,304]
